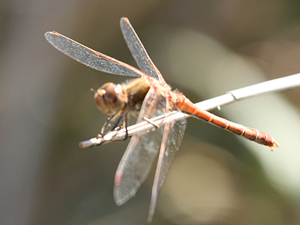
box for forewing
[148,106,187,222]
[114,88,166,205]
[120,18,165,81]
[45,31,145,77]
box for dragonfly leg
[100,112,122,135]
[99,112,129,142]
[112,113,129,141]
[121,115,129,140]
[143,116,160,130]
[110,115,123,131]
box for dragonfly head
[94,82,125,115]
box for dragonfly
[45,17,279,222]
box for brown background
[1,1,300,224]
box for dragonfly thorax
[94,82,125,115]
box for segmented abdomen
[175,93,279,150]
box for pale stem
[79,73,300,148]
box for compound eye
[104,83,119,104]
[94,82,123,115]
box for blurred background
[1,0,300,224]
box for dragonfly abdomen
[175,93,279,150]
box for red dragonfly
[45,17,279,222]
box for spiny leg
[99,112,129,142]
[100,112,121,135]
[143,117,160,129]
[110,115,123,132]
[111,113,129,141]
[121,114,129,141]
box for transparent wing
[45,31,147,77]
[120,17,165,82]
[114,87,166,205]
[147,105,187,222]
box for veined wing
[113,87,166,205]
[120,17,165,82]
[45,31,147,78]
[148,105,187,222]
